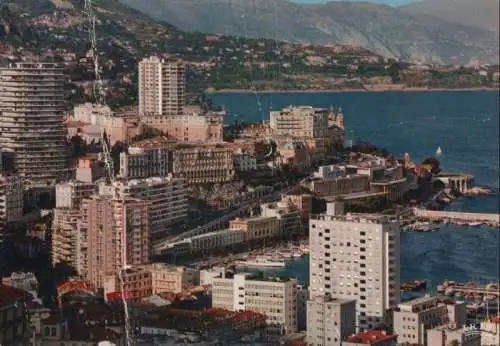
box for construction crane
[82,1,132,345]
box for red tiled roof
[347,331,397,344]
[0,284,29,306]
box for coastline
[206,86,499,94]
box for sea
[210,91,500,290]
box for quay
[438,283,500,298]
[413,208,500,227]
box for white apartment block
[0,63,69,185]
[270,106,330,138]
[393,295,466,346]
[113,176,188,236]
[307,294,356,346]
[119,145,169,180]
[309,202,400,331]
[207,272,298,336]
[0,175,24,230]
[55,181,97,209]
[138,56,185,116]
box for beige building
[120,137,235,184]
[309,202,400,331]
[0,63,69,185]
[260,200,303,236]
[83,195,150,289]
[206,271,298,336]
[171,142,235,184]
[51,208,87,277]
[103,263,197,300]
[141,111,224,142]
[229,216,280,241]
[138,56,185,116]
[0,174,24,231]
[307,294,356,346]
[308,174,370,197]
[270,106,330,138]
[393,295,466,346]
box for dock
[413,208,500,227]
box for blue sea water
[211,91,500,288]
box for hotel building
[83,195,150,289]
[0,63,68,185]
[270,106,330,138]
[138,56,185,116]
[309,202,400,331]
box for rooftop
[346,331,397,344]
[0,284,30,306]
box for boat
[401,280,428,292]
[436,146,443,156]
[235,257,286,268]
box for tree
[446,339,460,346]
[422,157,441,174]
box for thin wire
[82,1,132,345]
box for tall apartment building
[204,270,298,336]
[83,195,150,289]
[113,176,188,237]
[0,63,68,185]
[270,106,330,138]
[0,174,24,231]
[307,295,357,346]
[393,295,466,346]
[138,56,185,116]
[309,202,400,331]
[51,208,87,277]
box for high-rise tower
[138,56,185,116]
[0,63,68,185]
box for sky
[292,0,416,5]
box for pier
[413,208,500,226]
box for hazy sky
[292,0,416,5]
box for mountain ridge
[117,0,499,64]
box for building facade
[309,202,400,331]
[83,195,150,289]
[307,295,357,346]
[138,57,185,116]
[55,181,97,209]
[0,63,68,185]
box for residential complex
[0,63,68,185]
[138,56,185,116]
[270,106,330,138]
[55,181,97,209]
[308,202,401,331]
